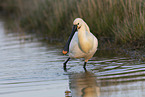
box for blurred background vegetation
[0,0,145,50]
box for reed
[0,0,145,48]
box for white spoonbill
[62,18,98,69]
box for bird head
[73,18,83,29]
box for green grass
[0,0,145,48]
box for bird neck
[78,25,88,45]
[84,22,90,33]
[78,24,93,53]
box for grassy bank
[0,0,145,60]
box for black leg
[63,57,70,70]
[83,62,87,69]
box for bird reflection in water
[66,70,100,97]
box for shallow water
[0,20,145,97]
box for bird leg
[83,59,88,69]
[63,57,70,69]
[83,62,87,69]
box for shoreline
[1,15,145,62]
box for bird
[62,18,98,70]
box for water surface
[0,20,145,97]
